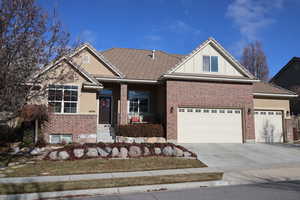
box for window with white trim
[50,134,73,144]
[48,85,78,113]
[128,91,150,114]
[203,55,218,72]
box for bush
[117,124,165,137]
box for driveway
[181,143,300,171]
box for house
[270,57,300,115]
[38,37,297,144]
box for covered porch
[96,82,166,141]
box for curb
[0,180,228,200]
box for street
[65,180,300,200]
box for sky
[39,0,300,78]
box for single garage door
[254,110,283,143]
[177,108,243,143]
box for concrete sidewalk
[2,165,300,200]
[0,167,221,184]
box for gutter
[83,85,103,90]
[95,77,158,84]
[162,74,260,83]
[253,93,298,98]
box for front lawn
[0,172,222,195]
[3,157,207,177]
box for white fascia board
[83,85,103,90]
[95,77,158,84]
[162,74,259,83]
[253,93,298,98]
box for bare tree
[240,41,269,81]
[0,0,76,123]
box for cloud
[226,0,284,41]
[79,29,97,45]
[167,20,201,35]
[144,35,162,42]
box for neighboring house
[38,37,297,144]
[270,57,300,115]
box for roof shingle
[253,82,297,95]
[101,48,183,80]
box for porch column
[120,83,128,125]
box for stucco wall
[72,48,117,77]
[253,98,290,119]
[166,80,255,142]
[174,43,243,77]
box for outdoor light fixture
[286,111,290,117]
[170,106,174,113]
[248,108,252,115]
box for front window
[203,55,218,72]
[128,91,150,114]
[48,85,78,113]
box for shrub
[117,124,165,137]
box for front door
[99,96,112,124]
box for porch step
[97,125,115,143]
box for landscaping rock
[8,162,19,167]
[183,151,192,158]
[154,147,161,155]
[162,146,173,156]
[157,137,167,143]
[105,147,112,154]
[128,146,142,157]
[49,151,58,160]
[86,148,98,157]
[119,147,128,159]
[73,149,84,158]
[143,146,150,156]
[134,137,145,143]
[146,137,158,143]
[97,147,110,157]
[30,147,41,155]
[58,151,70,160]
[111,147,119,157]
[174,147,184,157]
[125,137,134,143]
[20,147,30,153]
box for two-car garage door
[177,108,243,143]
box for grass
[0,172,223,195]
[3,157,207,177]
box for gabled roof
[253,81,298,97]
[38,43,124,81]
[164,37,256,79]
[101,48,183,80]
[270,57,300,82]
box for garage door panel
[178,108,243,143]
[254,110,283,143]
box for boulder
[58,151,70,160]
[154,147,161,155]
[73,149,84,158]
[86,148,98,157]
[146,137,158,143]
[30,148,41,156]
[119,147,128,159]
[157,137,167,143]
[125,137,134,143]
[162,146,173,156]
[97,147,110,157]
[49,151,58,160]
[111,147,119,157]
[128,146,142,157]
[143,146,150,156]
[105,147,112,154]
[183,151,192,158]
[134,137,145,143]
[20,147,30,153]
[174,147,184,157]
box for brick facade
[166,80,255,142]
[120,83,128,125]
[43,114,97,143]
